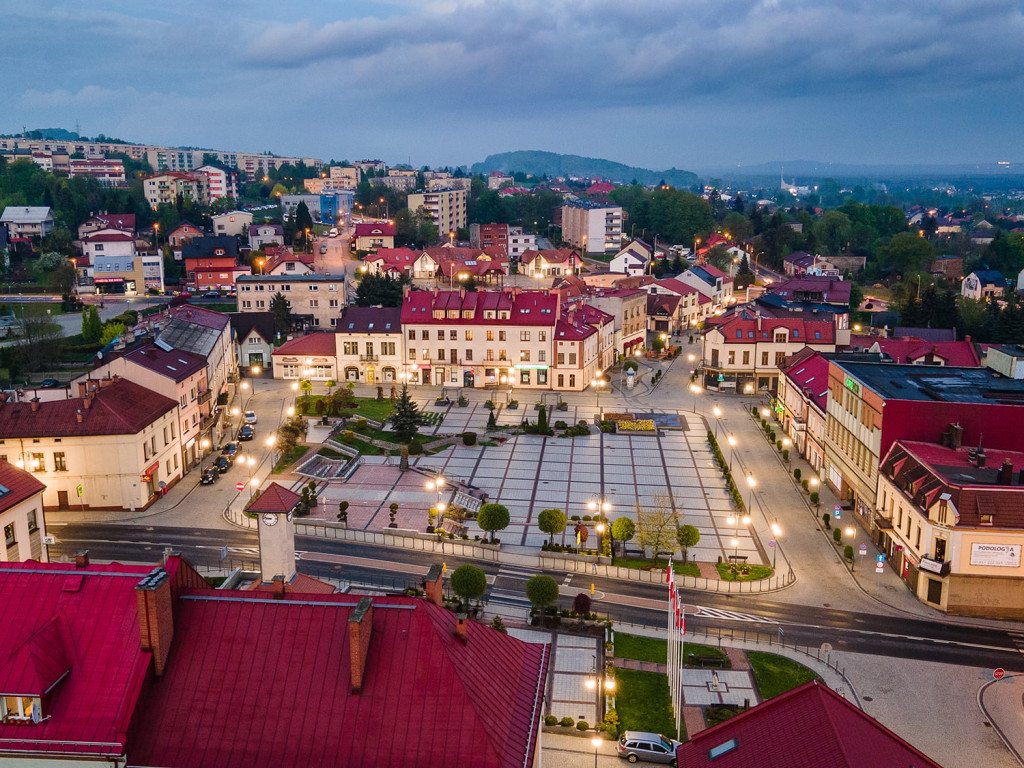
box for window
[438,349,446,361]
[329,284,338,292]
[487,330,494,341]
[774,332,787,343]
[309,284,318,291]
[421,330,428,340]
[437,330,444,340]
[980,513,994,526]
[27,509,38,532]
[448,330,457,340]
[465,330,473,341]
[1,695,38,723]
[761,352,769,366]
[4,523,14,547]
[179,395,186,408]
[557,353,565,365]
[329,299,339,308]
[520,350,530,362]
[728,351,735,365]
[465,349,473,361]
[309,299,319,308]
[422,348,428,361]
[344,342,358,355]
[450,348,457,363]
[382,342,396,356]
[365,343,374,356]
[538,369,548,385]
[569,374,576,388]
[558,374,564,387]
[486,349,494,361]
[539,331,546,342]
[256,300,265,309]
[538,350,546,362]
[568,353,577,365]
[54,452,67,471]
[499,331,506,341]
[520,331,530,341]
[409,349,417,360]
[408,330,415,340]
[31,453,44,473]
[520,370,531,384]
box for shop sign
[919,557,944,574]
[970,543,1022,568]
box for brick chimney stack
[30,398,39,412]
[136,568,174,676]
[455,612,468,644]
[272,574,286,600]
[75,550,90,568]
[348,597,374,693]
[424,564,444,606]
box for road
[47,521,1024,672]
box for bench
[727,555,748,563]
[688,654,727,668]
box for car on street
[244,411,257,425]
[204,290,220,298]
[320,244,328,254]
[222,442,239,461]
[200,467,218,484]
[239,425,254,441]
[40,378,60,388]
[215,456,230,474]
[329,228,338,237]
[617,731,681,765]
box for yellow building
[0,461,47,562]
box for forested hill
[470,151,698,188]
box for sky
[2,0,1023,173]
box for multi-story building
[185,254,247,293]
[236,274,345,329]
[166,220,203,251]
[334,306,404,384]
[230,313,276,370]
[280,192,354,225]
[701,310,838,394]
[0,206,54,238]
[877,439,1024,618]
[354,222,395,253]
[822,360,1024,532]
[158,306,235,421]
[427,176,471,192]
[648,278,713,330]
[507,226,537,260]
[329,165,360,187]
[776,348,838,472]
[211,210,253,237]
[144,172,210,209]
[560,199,622,254]
[81,228,136,262]
[0,461,47,563]
[962,269,1008,300]
[578,288,647,356]
[407,188,468,235]
[91,254,147,295]
[77,212,135,239]
[271,333,338,381]
[488,172,513,190]
[69,158,126,187]
[197,165,238,201]
[261,247,314,276]
[0,378,181,511]
[249,223,284,250]
[674,263,734,308]
[520,248,580,278]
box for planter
[507,402,519,410]
[557,403,568,411]
[388,523,397,528]
[458,400,468,407]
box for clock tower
[246,482,301,585]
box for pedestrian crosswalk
[1005,630,1024,654]
[693,605,773,623]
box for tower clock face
[262,513,278,526]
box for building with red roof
[878,439,1024,617]
[0,461,47,563]
[701,309,837,394]
[0,378,181,511]
[262,246,315,276]
[848,334,980,367]
[414,246,510,284]
[675,680,941,767]
[0,554,549,767]
[236,273,344,330]
[650,277,714,329]
[364,246,419,277]
[768,276,852,307]
[776,348,833,472]
[520,248,581,278]
[272,332,340,381]
[354,221,396,252]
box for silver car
[617,731,680,765]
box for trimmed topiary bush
[833,527,842,544]
[462,431,478,446]
[560,717,575,728]
[408,438,424,454]
[576,720,590,731]
[793,468,802,481]
[545,715,558,727]
[342,430,355,444]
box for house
[469,223,535,259]
[230,312,277,370]
[211,210,253,237]
[651,277,714,329]
[185,253,248,293]
[91,253,148,296]
[416,246,509,283]
[335,306,404,384]
[353,221,395,252]
[0,461,47,562]
[675,680,941,767]
[77,213,135,239]
[364,247,419,277]
[877,440,1024,618]
[488,171,514,189]
[647,293,683,335]
[272,332,340,381]
[776,348,834,471]
[782,251,816,276]
[249,222,284,250]
[281,192,354,226]
[144,172,210,209]
[767,277,851,308]
[701,310,837,394]
[262,246,315,276]
[520,249,581,278]
[0,378,181,511]
[609,240,654,276]
[0,206,55,238]
[929,254,963,281]
[576,288,647,356]
[847,335,980,367]
[166,221,203,255]
[674,263,734,307]
[236,274,345,329]
[961,269,1008,300]
[159,305,235,415]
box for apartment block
[560,199,622,254]
[407,188,468,235]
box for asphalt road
[48,522,1024,672]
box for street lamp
[745,475,756,514]
[760,407,770,420]
[845,526,856,571]
[592,737,602,768]
[426,476,446,510]
[591,371,606,416]
[770,523,782,569]
[744,382,754,396]
[727,434,736,471]
[304,228,311,254]
[810,477,820,513]
[291,381,299,406]
[689,383,701,413]
[200,438,210,472]
[730,537,740,564]
[782,437,791,464]
[712,404,722,439]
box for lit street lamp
[845,526,857,571]
[591,371,606,416]
[770,523,782,569]
[782,437,791,464]
[810,477,820,513]
[726,513,751,565]
[689,383,701,413]
[200,438,210,472]
[591,737,602,768]
[745,475,756,514]
[712,404,722,439]
[727,434,737,471]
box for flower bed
[603,412,634,421]
[616,419,655,432]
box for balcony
[359,354,378,362]
[197,389,212,405]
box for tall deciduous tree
[611,517,636,558]
[81,306,102,343]
[537,508,567,546]
[635,493,678,564]
[450,564,487,607]
[676,525,701,563]
[525,574,559,611]
[355,273,405,307]
[477,503,510,543]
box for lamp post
[782,437,791,464]
[426,476,446,513]
[243,455,257,498]
[810,477,820,513]
[256,257,265,275]
[727,434,736,471]
[266,435,277,468]
[585,656,616,723]
[689,383,701,413]
[730,537,740,564]
[845,526,856,571]
[744,382,754,397]
[726,513,751,564]
[745,475,756,514]
[589,498,613,555]
[712,404,722,439]
[291,381,299,407]
[591,371,605,416]
[200,438,210,472]
[770,523,782,570]
[592,737,602,768]
[760,406,770,421]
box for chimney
[949,423,963,450]
[348,597,374,693]
[998,459,1014,486]
[76,409,83,423]
[74,550,90,568]
[30,398,40,412]
[272,574,286,600]
[83,393,93,410]
[78,381,88,397]
[424,564,444,606]
[136,569,174,676]
[455,612,468,644]
[977,446,987,468]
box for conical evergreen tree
[391,384,422,442]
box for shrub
[833,527,842,544]
[582,514,592,521]
[576,720,590,732]
[776,440,783,451]
[752,406,758,416]
[408,438,424,455]
[356,418,368,430]
[822,512,831,528]
[844,544,854,561]
[462,431,478,446]
[573,592,592,615]
[570,515,580,521]
[545,715,558,727]
[602,708,620,738]
[342,430,355,444]
[559,717,575,728]
[810,491,820,505]
[554,420,568,430]
[793,468,802,481]
[782,449,789,462]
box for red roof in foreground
[0,461,46,513]
[128,594,550,768]
[848,335,981,367]
[272,333,337,357]
[676,681,941,768]
[0,561,155,759]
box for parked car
[320,244,328,254]
[215,456,230,474]
[329,228,338,237]
[239,424,255,441]
[200,467,218,484]
[617,732,681,765]
[40,378,60,388]
[244,410,258,425]
[222,442,239,461]
[204,290,220,298]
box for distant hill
[471,151,698,188]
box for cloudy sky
[3,0,1023,172]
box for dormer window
[1,695,41,724]
[980,513,994,526]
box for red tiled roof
[125,345,207,382]
[654,277,701,297]
[246,482,301,513]
[781,349,830,411]
[184,255,238,269]
[648,293,681,315]
[0,379,177,438]
[0,561,155,759]
[520,248,579,265]
[401,289,559,326]
[265,248,315,274]
[249,572,338,594]
[96,213,136,232]
[168,304,229,330]
[0,461,46,513]
[272,333,337,357]
[128,594,549,768]
[82,231,134,243]
[848,336,980,367]
[711,310,836,345]
[368,247,418,268]
[355,222,396,237]
[676,681,941,768]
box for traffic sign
[994,668,1006,680]
[768,540,775,548]
[875,562,884,573]
[859,544,868,556]
[877,554,886,563]
[76,483,84,497]
[236,482,245,491]
[834,504,841,512]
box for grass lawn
[613,557,700,578]
[715,563,773,581]
[747,651,821,700]
[705,705,742,727]
[272,445,309,473]
[298,395,394,424]
[613,668,681,741]
[614,634,729,667]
